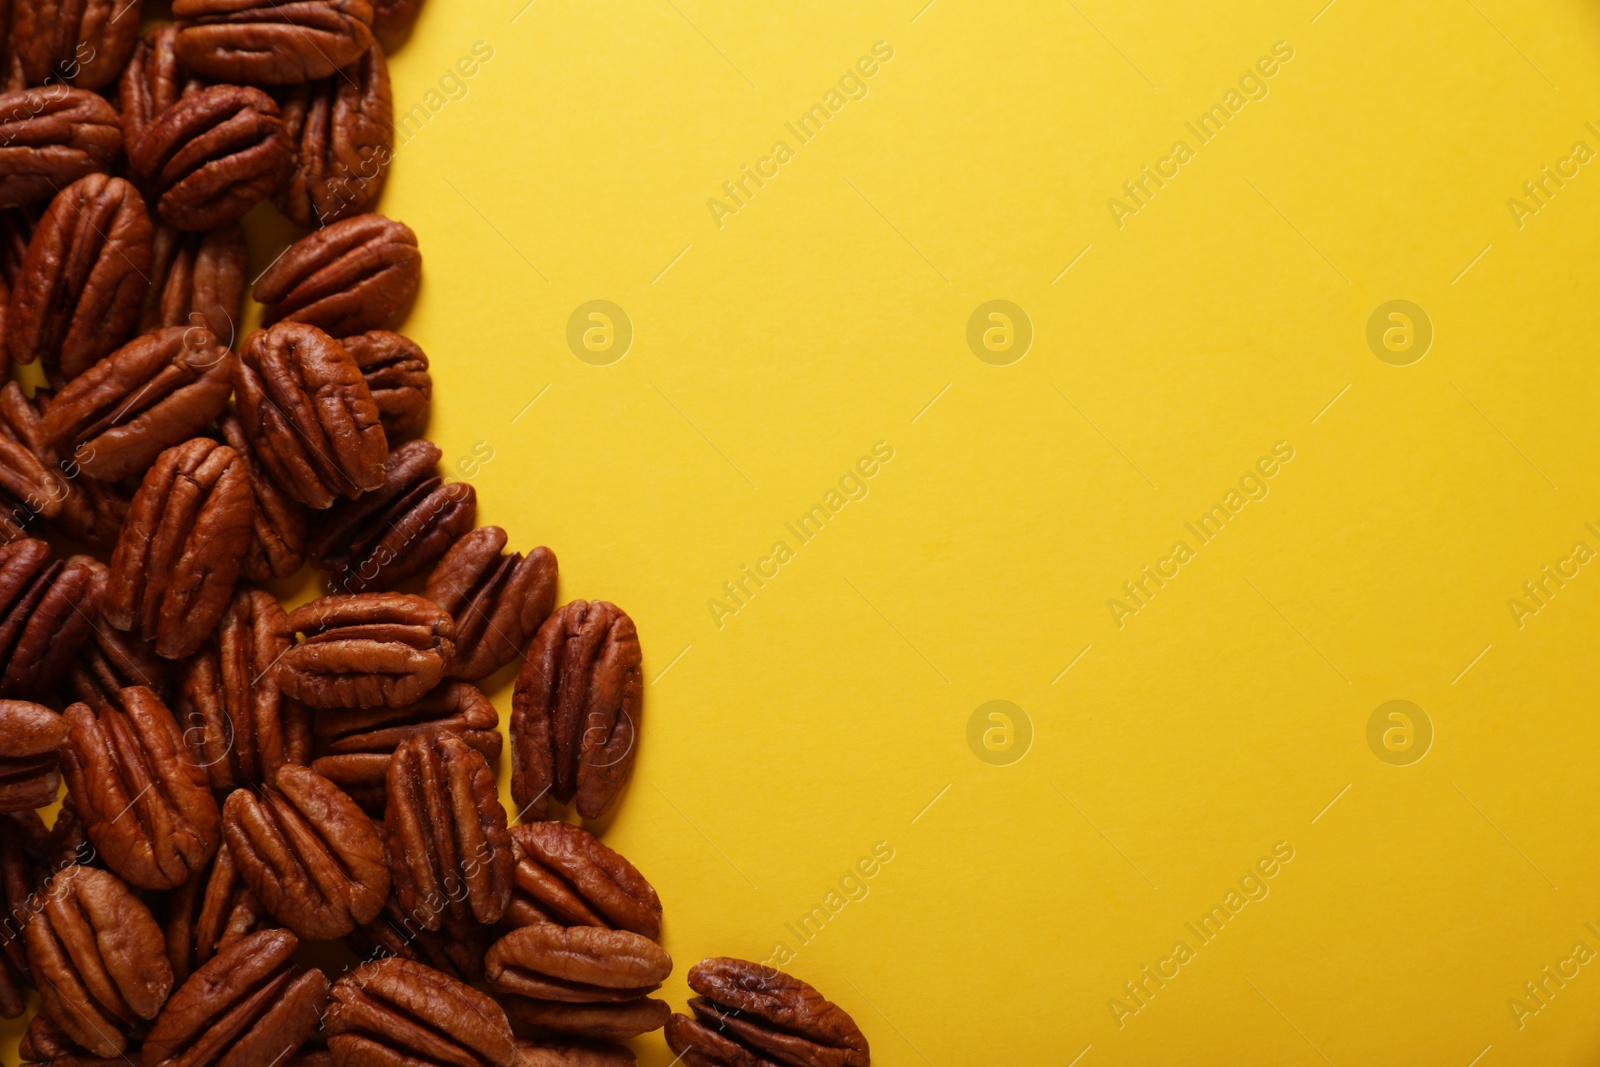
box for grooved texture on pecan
[309,439,475,595]
[172,0,374,85]
[105,438,255,660]
[485,925,671,1040]
[254,213,419,336]
[385,730,512,935]
[348,890,491,983]
[12,0,141,90]
[66,613,169,714]
[0,424,64,543]
[24,865,173,1057]
[0,540,98,699]
[222,763,390,939]
[139,224,246,342]
[129,84,291,231]
[511,601,641,821]
[40,325,234,483]
[0,87,122,208]
[162,841,268,986]
[6,174,153,386]
[59,686,221,889]
[233,322,388,509]
[0,699,65,812]
[177,587,310,790]
[324,956,516,1067]
[118,25,202,152]
[217,409,309,582]
[428,527,556,683]
[277,44,391,227]
[280,593,455,709]
[143,928,328,1067]
[0,383,128,550]
[343,330,428,441]
[666,959,871,1067]
[504,822,661,941]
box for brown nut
[0,429,64,543]
[222,763,390,939]
[162,840,268,986]
[254,213,419,336]
[217,409,308,583]
[324,956,516,1067]
[233,322,388,510]
[385,730,512,935]
[40,326,234,483]
[0,699,65,811]
[177,587,311,790]
[0,383,128,550]
[276,44,392,227]
[11,0,140,91]
[485,925,671,1041]
[24,865,173,1057]
[428,527,556,683]
[59,687,221,889]
[368,0,420,51]
[309,439,476,595]
[105,439,255,660]
[6,174,153,386]
[343,330,429,441]
[0,811,51,1018]
[504,822,661,941]
[513,1040,636,1067]
[0,540,99,699]
[19,1012,140,1067]
[173,0,375,85]
[143,929,328,1067]
[118,25,205,152]
[348,890,492,983]
[280,593,455,709]
[511,601,641,821]
[66,614,169,715]
[0,87,122,208]
[667,959,870,1067]
[129,84,292,231]
[310,679,499,811]
[504,998,670,1045]
[139,224,245,342]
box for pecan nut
[12,0,141,91]
[233,322,389,509]
[0,811,49,1017]
[513,1041,637,1067]
[59,686,221,889]
[0,87,122,208]
[66,614,169,714]
[140,224,245,342]
[280,593,455,709]
[324,956,516,1067]
[343,330,429,440]
[24,865,173,1057]
[143,929,328,1067]
[254,213,419,336]
[105,439,255,660]
[309,439,476,595]
[276,44,392,227]
[368,0,420,50]
[504,822,661,941]
[118,25,203,152]
[385,730,512,935]
[177,587,310,790]
[0,383,128,550]
[428,527,556,682]
[19,1013,135,1067]
[162,840,267,985]
[6,174,153,386]
[222,763,390,939]
[310,679,499,811]
[505,998,669,1045]
[348,891,491,983]
[485,925,671,1040]
[173,0,375,85]
[40,326,234,483]
[129,84,292,231]
[666,959,870,1067]
[0,430,64,543]
[0,540,98,699]
[0,699,65,811]
[217,409,308,583]
[511,601,641,821]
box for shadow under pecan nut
[348,891,492,984]
[0,699,66,811]
[24,865,174,1057]
[129,84,293,231]
[511,601,641,821]
[0,811,49,1018]
[485,925,672,1041]
[344,330,429,441]
[504,822,661,941]
[144,928,328,1067]
[385,730,512,935]
[310,439,476,595]
[140,224,246,342]
[0,87,122,208]
[277,44,392,227]
[173,0,374,85]
[162,840,268,985]
[281,593,455,709]
[105,439,255,660]
[12,0,141,91]
[0,540,99,699]
[668,958,870,1067]
[428,527,556,683]
[222,763,390,939]
[233,322,388,509]
[59,687,221,889]
[6,174,153,386]
[40,325,234,483]
[255,213,419,336]
[177,587,310,791]
[325,957,516,1067]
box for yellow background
[14,0,1600,1063]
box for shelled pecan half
[666,958,871,1067]
[280,593,454,709]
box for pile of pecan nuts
[0,1,872,1066]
